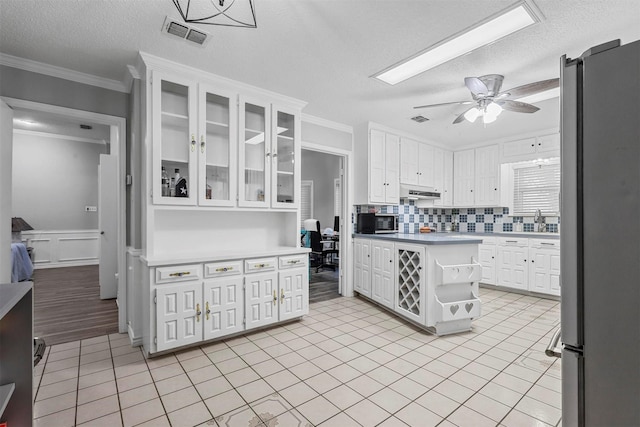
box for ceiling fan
[414,74,559,124]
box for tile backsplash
[355,202,559,234]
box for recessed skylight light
[373,1,543,85]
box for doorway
[301,148,344,302]
[3,97,126,345]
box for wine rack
[397,248,421,319]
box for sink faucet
[534,209,546,232]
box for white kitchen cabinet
[354,238,372,297]
[371,240,395,309]
[395,242,425,324]
[244,257,308,330]
[244,271,279,329]
[454,149,475,207]
[198,84,238,207]
[528,239,561,296]
[497,237,529,290]
[152,71,198,206]
[239,96,302,208]
[502,133,560,160]
[203,277,244,340]
[151,72,238,207]
[279,268,309,321]
[434,149,453,207]
[370,129,400,204]
[474,145,500,206]
[156,281,203,352]
[400,138,434,188]
[478,236,497,285]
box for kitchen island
[354,233,483,336]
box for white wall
[12,131,107,230]
[302,150,340,231]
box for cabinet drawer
[480,236,497,245]
[279,254,308,269]
[245,257,277,273]
[529,239,560,249]
[204,260,243,277]
[155,264,201,284]
[497,237,528,247]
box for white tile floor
[33,288,562,426]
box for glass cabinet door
[239,96,271,207]
[271,106,299,208]
[198,85,237,206]
[152,71,197,205]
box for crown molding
[301,113,353,134]
[14,128,107,145]
[123,64,141,92]
[0,52,129,93]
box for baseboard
[128,324,143,347]
[33,259,99,269]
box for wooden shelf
[277,170,294,176]
[162,111,188,120]
[206,120,229,127]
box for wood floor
[309,268,340,303]
[32,265,119,346]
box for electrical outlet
[85,206,97,212]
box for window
[512,159,560,215]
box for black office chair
[304,219,337,273]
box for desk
[321,234,339,269]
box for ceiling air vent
[162,16,211,47]
[411,115,429,123]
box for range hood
[400,185,441,200]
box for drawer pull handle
[541,242,555,246]
[169,271,191,277]
[196,303,201,322]
[273,290,277,305]
[205,301,210,321]
[191,134,196,152]
[287,260,300,264]
[255,263,267,268]
[280,288,285,304]
[505,240,518,243]
[200,135,206,153]
[215,267,233,272]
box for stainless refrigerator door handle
[545,328,562,358]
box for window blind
[300,181,313,229]
[334,178,342,217]
[513,162,560,215]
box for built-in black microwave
[357,213,398,234]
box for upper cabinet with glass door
[271,105,300,209]
[239,96,271,207]
[152,72,198,205]
[198,84,237,207]
[238,96,301,209]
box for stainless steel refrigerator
[558,39,640,426]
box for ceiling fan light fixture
[486,102,503,117]
[373,1,542,85]
[464,107,480,123]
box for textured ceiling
[1,0,639,147]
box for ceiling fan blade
[414,100,473,109]
[498,100,540,113]
[498,78,559,99]
[465,77,489,96]
[453,107,474,124]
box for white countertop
[142,246,311,266]
[0,281,32,320]
[354,233,483,245]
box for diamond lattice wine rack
[397,249,421,316]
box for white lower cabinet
[528,239,561,296]
[203,277,244,340]
[156,281,203,352]
[151,252,308,354]
[496,238,529,291]
[354,238,372,297]
[478,237,497,285]
[491,236,560,296]
[371,240,395,309]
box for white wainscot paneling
[22,230,100,269]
